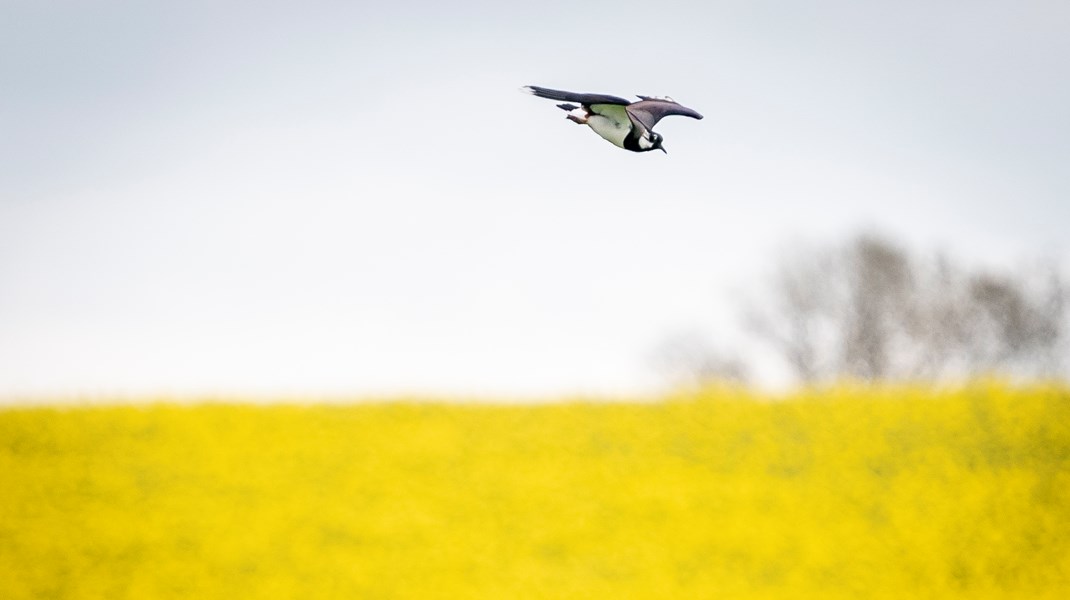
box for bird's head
[650,132,667,153]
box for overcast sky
[2,1,1068,401]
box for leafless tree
[650,333,750,386]
[748,234,1068,384]
[962,265,1067,377]
[743,243,842,382]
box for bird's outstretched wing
[625,99,703,136]
[521,85,631,107]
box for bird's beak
[659,145,668,154]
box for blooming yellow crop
[2,382,1068,598]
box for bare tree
[841,235,916,380]
[650,333,750,386]
[744,243,843,382]
[963,264,1067,377]
[748,234,1068,384]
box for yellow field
[2,383,1068,598]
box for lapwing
[521,85,703,153]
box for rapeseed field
[2,382,1068,598]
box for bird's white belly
[586,114,629,148]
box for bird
[521,85,703,153]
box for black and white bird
[521,85,703,153]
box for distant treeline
[657,233,1068,385]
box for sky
[2,0,1069,401]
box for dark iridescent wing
[625,99,703,136]
[522,85,631,107]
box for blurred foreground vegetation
[2,383,1069,598]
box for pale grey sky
[2,1,1068,400]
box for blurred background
[2,0,1068,401]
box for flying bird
[521,85,703,153]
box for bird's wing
[625,99,703,136]
[521,85,631,106]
